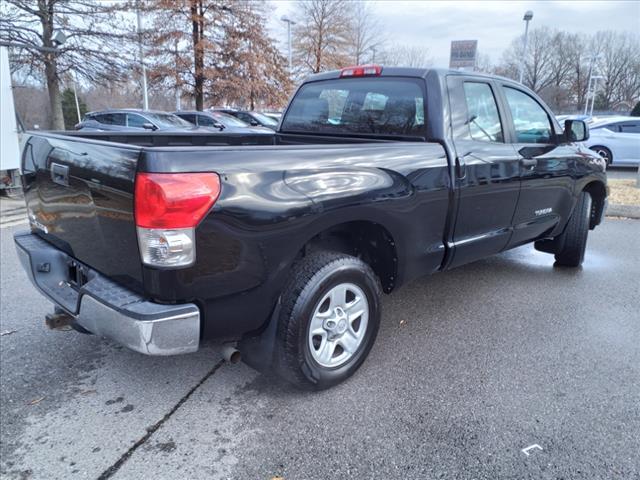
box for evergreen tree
[61,88,87,130]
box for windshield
[144,113,193,128]
[252,112,279,126]
[211,111,250,127]
[281,77,425,137]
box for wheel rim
[595,148,610,163]
[308,282,369,368]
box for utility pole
[280,16,296,72]
[370,46,377,63]
[518,10,533,84]
[136,0,149,110]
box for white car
[585,116,640,166]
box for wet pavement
[1,218,639,480]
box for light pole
[370,46,377,63]
[280,16,296,72]
[518,10,533,84]
[588,75,604,117]
[584,54,602,116]
[136,0,149,110]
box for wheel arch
[294,219,399,293]
[581,180,607,229]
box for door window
[127,113,148,128]
[617,122,640,134]
[504,87,552,144]
[197,115,216,127]
[462,82,503,142]
[96,113,125,125]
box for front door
[447,76,521,268]
[498,85,576,248]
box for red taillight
[134,172,221,229]
[339,65,382,78]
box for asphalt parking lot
[1,218,639,480]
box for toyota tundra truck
[15,66,607,389]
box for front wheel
[275,251,382,390]
[554,192,592,267]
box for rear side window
[281,77,425,137]
[462,82,503,142]
[95,113,125,125]
[504,87,552,144]
[618,122,640,134]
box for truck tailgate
[22,134,143,289]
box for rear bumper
[14,231,200,356]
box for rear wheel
[589,146,612,166]
[554,192,592,267]
[275,251,381,389]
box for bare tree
[0,0,133,129]
[379,44,432,68]
[291,0,352,74]
[592,31,640,110]
[346,1,383,65]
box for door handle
[50,162,69,186]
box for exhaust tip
[222,344,241,364]
[45,310,74,330]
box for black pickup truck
[15,67,607,389]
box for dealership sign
[449,40,478,69]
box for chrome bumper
[14,231,200,356]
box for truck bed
[21,130,450,337]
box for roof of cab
[304,66,517,86]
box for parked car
[16,66,606,390]
[217,109,280,130]
[173,110,273,135]
[584,116,640,166]
[75,109,201,132]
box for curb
[606,204,640,219]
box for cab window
[504,87,553,144]
[462,82,503,142]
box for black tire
[589,146,612,166]
[554,192,592,267]
[275,251,382,390]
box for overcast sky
[268,0,640,67]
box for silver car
[585,116,640,166]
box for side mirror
[564,119,589,142]
[142,122,157,131]
[249,120,259,126]
[213,122,225,130]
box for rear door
[447,76,521,268]
[498,85,576,247]
[614,121,640,163]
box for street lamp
[518,10,533,84]
[280,15,296,72]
